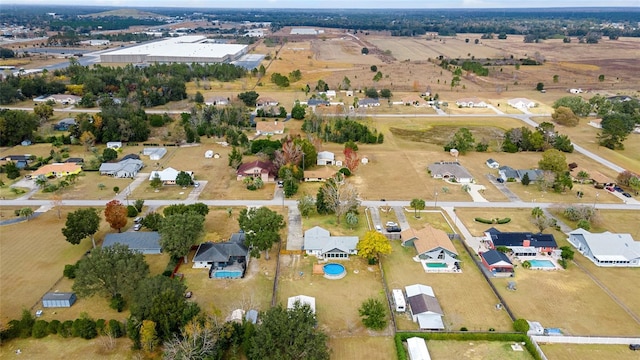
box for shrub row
[394,332,541,360]
[1,310,125,343]
[474,217,511,224]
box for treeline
[302,116,383,144]
[503,123,574,153]
[48,17,165,32]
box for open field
[0,336,135,359]
[426,340,534,360]
[382,240,514,332]
[539,344,640,360]
[277,253,389,336]
[329,336,396,360]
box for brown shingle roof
[256,121,285,133]
[32,163,82,176]
[401,224,457,256]
[304,167,337,180]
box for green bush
[31,320,49,338]
[474,217,493,224]
[47,319,61,335]
[110,294,125,312]
[63,263,79,279]
[59,320,74,338]
[126,205,138,217]
[496,218,511,224]
[460,327,468,331]
[338,167,351,176]
[107,319,124,338]
[96,319,106,335]
[72,317,97,339]
[513,318,530,333]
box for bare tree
[163,320,221,360]
[322,173,360,225]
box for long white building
[100,36,247,64]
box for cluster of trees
[596,99,640,150]
[444,128,487,154]
[183,105,250,145]
[617,171,640,195]
[0,109,39,146]
[302,116,383,144]
[460,61,489,76]
[270,72,290,88]
[536,149,574,193]
[552,96,592,117]
[0,74,66,104]
[503,123,573,153]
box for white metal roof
[102,36,247,59]
[407,337,431,360]
[570,229,640,261]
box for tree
[357,231,392,262]
[159,212,204,263]
[552,106,580,127]
[238,207,285,260]
[104,200,127,232]
[445,128,475,154]
[194,91,204,104]
[362,47,369,55]
[531,206,544,219]
[163,319,221,360]
[343,147,359,173]
[380,88,392,99]
[598,74,605,82]
[629,176,640,195]
[4,161,21,179]
[238,91,259,107]
[0,109,39,146]
[248,303,329,360]
[133,199,144,213]
[142,212,163,231]
[345,212,358,229]
[536,82,544,91]
[577,171,590,183]
[315,187,330,215]
[521,172,531,186]
[552,96,591,117]
[19,207,34,220]
[297,194,315,218]
[130,275,194,341]
[321,174,360,224]
[62,208,101,248]
[291,102,306,120]
[175,171,193,187]
[228,146,243,169]
[149,174,162,191]
[33,103,54,123]
[577,219,591,231]
[530,214,556,232]
[79,131,96,151]
[113,186,120,195]
[513,319,530,333]
[102,148,118,162]
[140,320,158,353]
[73,243,149,301]
[358,298,387,330]
[598,113,636,150]
[410,198,425,218]
[538,149,567,175]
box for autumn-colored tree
[140,320,158,353]
[274,135,303,170]
[79,131,96,151]
[357,231,392,262]
[343,147,360,173]
[105,200,127,232]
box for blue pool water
[528,259,555,268]
[323,263,346,276]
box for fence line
[531,335,640,344]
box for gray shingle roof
[103,232,161,252]
[481,249,513,266]
[193,233,248,262]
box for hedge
[475,217,511,224]
[395,332,542,360]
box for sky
[9,0,640,8]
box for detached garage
[42,292,77,308]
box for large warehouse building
[100,36,248,64]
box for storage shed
[42,292,77,308]
[407,337,431,360]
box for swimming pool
[425,263,447,268]
[528,259,556,269]
[323,263,346,279]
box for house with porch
[31,163,82,178]
[255,120,285,136]
[149,167,193,185]
[401,225,460,272]
[480,250,514,276]
[405,284,444,330]
[192,231,249,278]
[303,167,337,182]
[483,227,557,256]
[568,228,640,267]
[427,161,474,183]
[508,98,536,110]
[99,158,144,178]
[358,98,380,107]
[236,160,276,183]
[303,226,359,259]
[256,97,278,107]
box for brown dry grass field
[329,336,396,360]
[540,344,640,360]
[382,240,514,332]
[0,336,136,359]
[276,253,389,337]
[426,340,535,360]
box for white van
[392,289,406,312]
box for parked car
[605,186,615,192]
[629,344,640,350]
[134,217,143,224]
[496,177,505,183]
[194,182,200,188]
[386,221,398,227]
[375,225,383,232]
[386,226,401,233]
[613,185,624,192]
[133,224,142,231]
[622,192,632,198]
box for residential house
[192,230,249,278]
[568,228,640,267]
[149,167,193,185]
[507,98,536,110]
[483,227,557,256]
[236,160,276,183]
[303,167,338,182]
[405,284,444,330]
[256,97,278,107]
[588,118,603,129]
[31,163,82,178]
[498,166,544,182]
[316,151,335,166]
[106,142,123,150]
[53,118,76,131]
[143,147,167,160]
[322,90,336,98]
[103,232,162,255]
[570,166,614,186]
[255,120,285,135]
[486,158,499,169]
[287,295,316,314]
[0,154,32,169]
[205,96,229,106]
[99,158,144,178]
[305,98,330,108]
[401,225,459,272]
[34,94,81,105]
[303,226,359,259]
[358,98,380,107]
[427,161,474,183]
[455,97,488,108]
[480,250,514,276]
